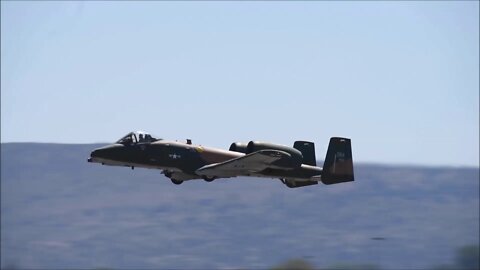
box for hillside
[1,143,478,269]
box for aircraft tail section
[321,137,354,185]
[293,141,316,166]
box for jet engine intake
[246,141,303,168]
[229,142,248,153]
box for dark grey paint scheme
[88,131,354,188]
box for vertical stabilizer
[321,137,354,185]
[294,141,316,166]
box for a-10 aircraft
[88,131,354,188]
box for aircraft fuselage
[88,131,354,188]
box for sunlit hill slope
[1,143,478,269]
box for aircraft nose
[90,149,99,157]
[87,146,111,162]
[88,149,99,161]
[88,145,119,163]
[88,149,99,162]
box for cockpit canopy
[116,131,161,145]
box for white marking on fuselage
[169,153,181,159]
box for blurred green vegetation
[271,259,381,270]
[430,245,479,270]
[326,263,382,270]
[3,245,479,270]
[456,245,480,270]
[271,245,479,270]
[271,258,317,270]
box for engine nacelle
[246,141,303,168]
[229,142,248,153]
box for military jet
[88,131,354,188]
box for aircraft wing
[195,149,291,178]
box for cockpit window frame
[116,132,136,145]
[116,131,161,145]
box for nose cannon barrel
[87,149,99,163]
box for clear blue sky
[1,1,478,166]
